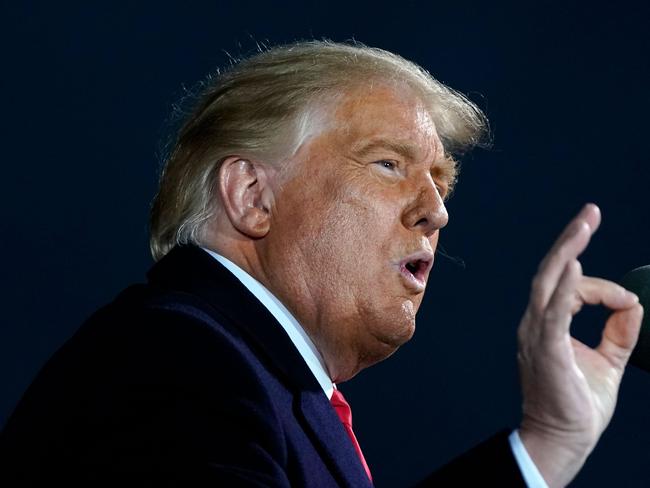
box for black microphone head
[620,265,650,373]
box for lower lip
[398,265,426,292]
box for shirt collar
[201,248,335,399]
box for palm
[571,336,619,430]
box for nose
[401,176,449,238]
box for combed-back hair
[149,40,489,261]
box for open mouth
[398,252,433,291]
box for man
[0,41,643,487]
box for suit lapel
[147,245,373,487]
[298,389,374,488]
[147,245,314,388]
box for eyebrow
[352,140,420,161]
[352,139,450,169]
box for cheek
[320,199,388,262]
[276,170,402,286]
[318,188,404,289]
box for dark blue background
[2,1,649,486]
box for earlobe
[217,156,273,238]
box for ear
[217,156,275,238]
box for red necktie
[330,388,373,482]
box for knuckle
[571,259,582,275]
[517,323,528,343]
[554,243,571,263]
[542,308,563,324]
[517,349,531,367]
[571,298,583,315]
[530,275,546,296]
[527,298,543,318]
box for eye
[376,160,397,171]
[435,182,449,199]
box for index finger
[531,204,601,310]
[578,276,639,311]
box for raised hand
[517,204,644,488]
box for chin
[375,298,418,342]
[394,299,417,343]
[343,299,418,377]
[337,320,415,382]
[365,315,416,362]
[387,319,416,347]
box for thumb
[597,303,644,370]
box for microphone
[620,266,650,372]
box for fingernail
[625,289,639,302]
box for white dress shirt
[202,248,547,487]
[202,248,334,399]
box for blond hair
[149,40,489,261]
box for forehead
[329,84,442,160]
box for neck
[203,236,364,382]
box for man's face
[260,84,452,381]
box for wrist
[518,423,594,488]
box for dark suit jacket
[0,245,526,486]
